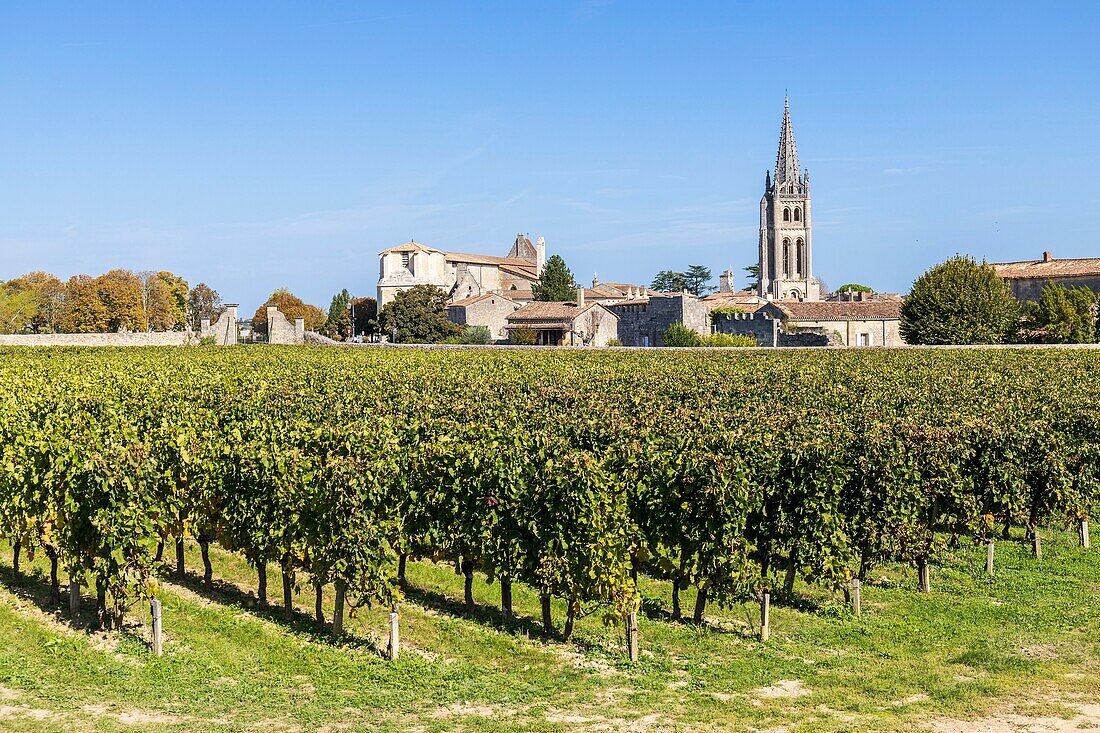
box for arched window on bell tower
[782,238,790,277]
[783,207,791,222]
[796,239,804,277]
[793,207,801,222]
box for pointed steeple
[774,96,801,188]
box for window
[858,333,870,347]
[783,207,791,222]
[796,239,804,277]
[782,238,790,277]
[793,207,801,222]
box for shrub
[509,327,537,345]
[458,325,492,345]
[663,323,701,347]
[900,255,1019,345]
[700,332,756,347]
[607,338,622,347]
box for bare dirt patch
[432,702,512,719]
[930,703,1100,732]
[0,704,59,721]
[751,680,811,699]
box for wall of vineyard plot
[0,346,1096,636]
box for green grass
[1,529,1098,732]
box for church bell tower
[758,98,820,301]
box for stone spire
[774,96,801,188]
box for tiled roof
[505,301,616,329]
[379,241,445,255]
[991,257,1100,279]
[701,291,768,313]
[771,300,901,321]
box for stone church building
[758,98,822,302]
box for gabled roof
[991,257,1100,279]
[379,241,445,255]
[507,233,537,260]
[768,300,901,321]
[505,301,617,329]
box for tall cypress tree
[533,255,577,301]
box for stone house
[446,293,522,342]
[758,297,903,347]
[505,289,619,346]
[376,235,544,307]
[991,251,1100,301]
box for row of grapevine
[0,346,1097,643]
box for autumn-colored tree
[95,270,148,332]
[252,289,326,337]
[140,271,189,331]
[186,283,224,330]
[6,272,66,332]
[59,275,110,333]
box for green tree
[743,264,760,293]
[834,283,874,294]
[0,281,39,333]
[350,296,377,339]
[325,289,353,340]
[1029,283,1097,343]
[533,255,576,301]
[684,265,715,296]
[900,255,1019,345]
[651,270,688,293]
[378,285,461,343]
[663,322,701,347]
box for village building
[610,292,712,347]
[760,294,903,347]
[505,288,619,346]
[376,234,545,307]
[991,251,1100,301]
[445,293,522,343]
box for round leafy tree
[378,284,461,344]
[900,255,1019,345]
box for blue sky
[2,2,1098,312]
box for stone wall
[267,306,305,345]
[711,312,780,347]
[611,294,711,347]
[0,332,199,347]
[1006,275,1100,302]
[200,305,239,345]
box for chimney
[576,287,585,309]
[535,236,546,276]
[719,267,734,293]
[1043,251,1052,262]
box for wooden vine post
[1032,530,1042,560]
[69,579,80,621]
[387,603,400,661]
[332,581,346,636]
[150,597,163,657]
[986,540,995,574]
[917,559,931,593]
[1081,520,1090,549]
[626,611,639,662]
[760,590,771,642]
[851,578,861,617]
